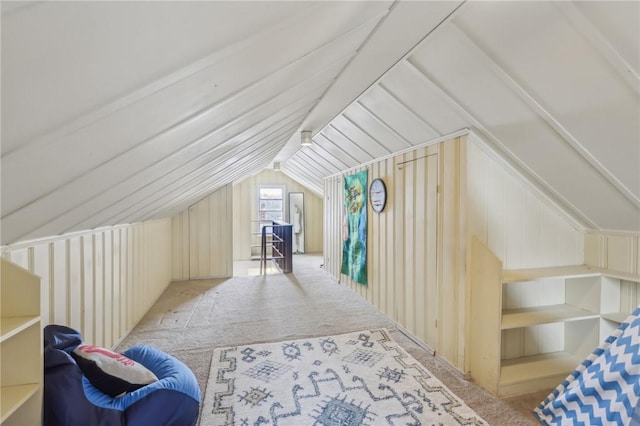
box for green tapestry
[341,170,367,285]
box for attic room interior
[1,1,639,425]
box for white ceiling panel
[383,62,468,135]
[453,1,640,199]
[1,1,401,244]
[309,133,360,171]
[26,111,307,242]
[571,1,640,73]
[358,85,440,145]
[342,102,413,154]
[408,12,639,231]
[329,115,392,160]
[2,0,639,244]
[1,3,376,215]
[320,125,376,164]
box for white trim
[1,223,138,253]
[324,128,470,179]
[585,229,640,238]
[257,185,287,224]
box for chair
[43,325,201,426]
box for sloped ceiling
[1,1,638,245]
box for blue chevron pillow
[534,307,640,425]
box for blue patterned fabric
[534,306,640,425]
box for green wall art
[341,170,368,285]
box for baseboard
[394,324,470,381]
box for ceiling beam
[351,100,413,150]
[377,82,443,138]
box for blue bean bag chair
[44,324,201,426]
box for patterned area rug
[200,329,487,426]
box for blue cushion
[82,345,200,411]
[72,345,158,397]
[44,325,201,426]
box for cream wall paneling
[465,133,585,270]
[189,184,233,279]
[324,140,453,365]
[171,210,190,281]
[232,169,323,261]
[1,218,172,349]
[400,149,438,350]
[584,230,639,275]
[171,183,233,280]
[323,131,588,374]
[584,230,640,309]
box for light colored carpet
[116,254,548,425]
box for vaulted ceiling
[2,1,638,245]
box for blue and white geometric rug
[200,328,487,426]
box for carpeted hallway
[116,254,548,425]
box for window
[258,186,284,222]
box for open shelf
[503,265,640,284]
[502,265,600,283]
[501,304,599,329]
[1,258,42,425]
[500,351,582,385]
[601,311,630,323]
[0,317,40,343]
[0,384,39,423]
[469,239,639,398]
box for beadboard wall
[584,231,639,275]
[171,183,233,280]
[323,132,586,372]
[584,230,640,310]
[1,218,172,349]
[466,133,585,269]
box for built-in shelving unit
[468,237,640,397]
[1,258,42,425]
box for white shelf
[503,264,640,284]
[0,384,39,423]
[0,317,40,343]
[601,311,631,323]
[500,351,582,385]
[469,238,640,398]
[501,304,599,329]
[502,265,600,283]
